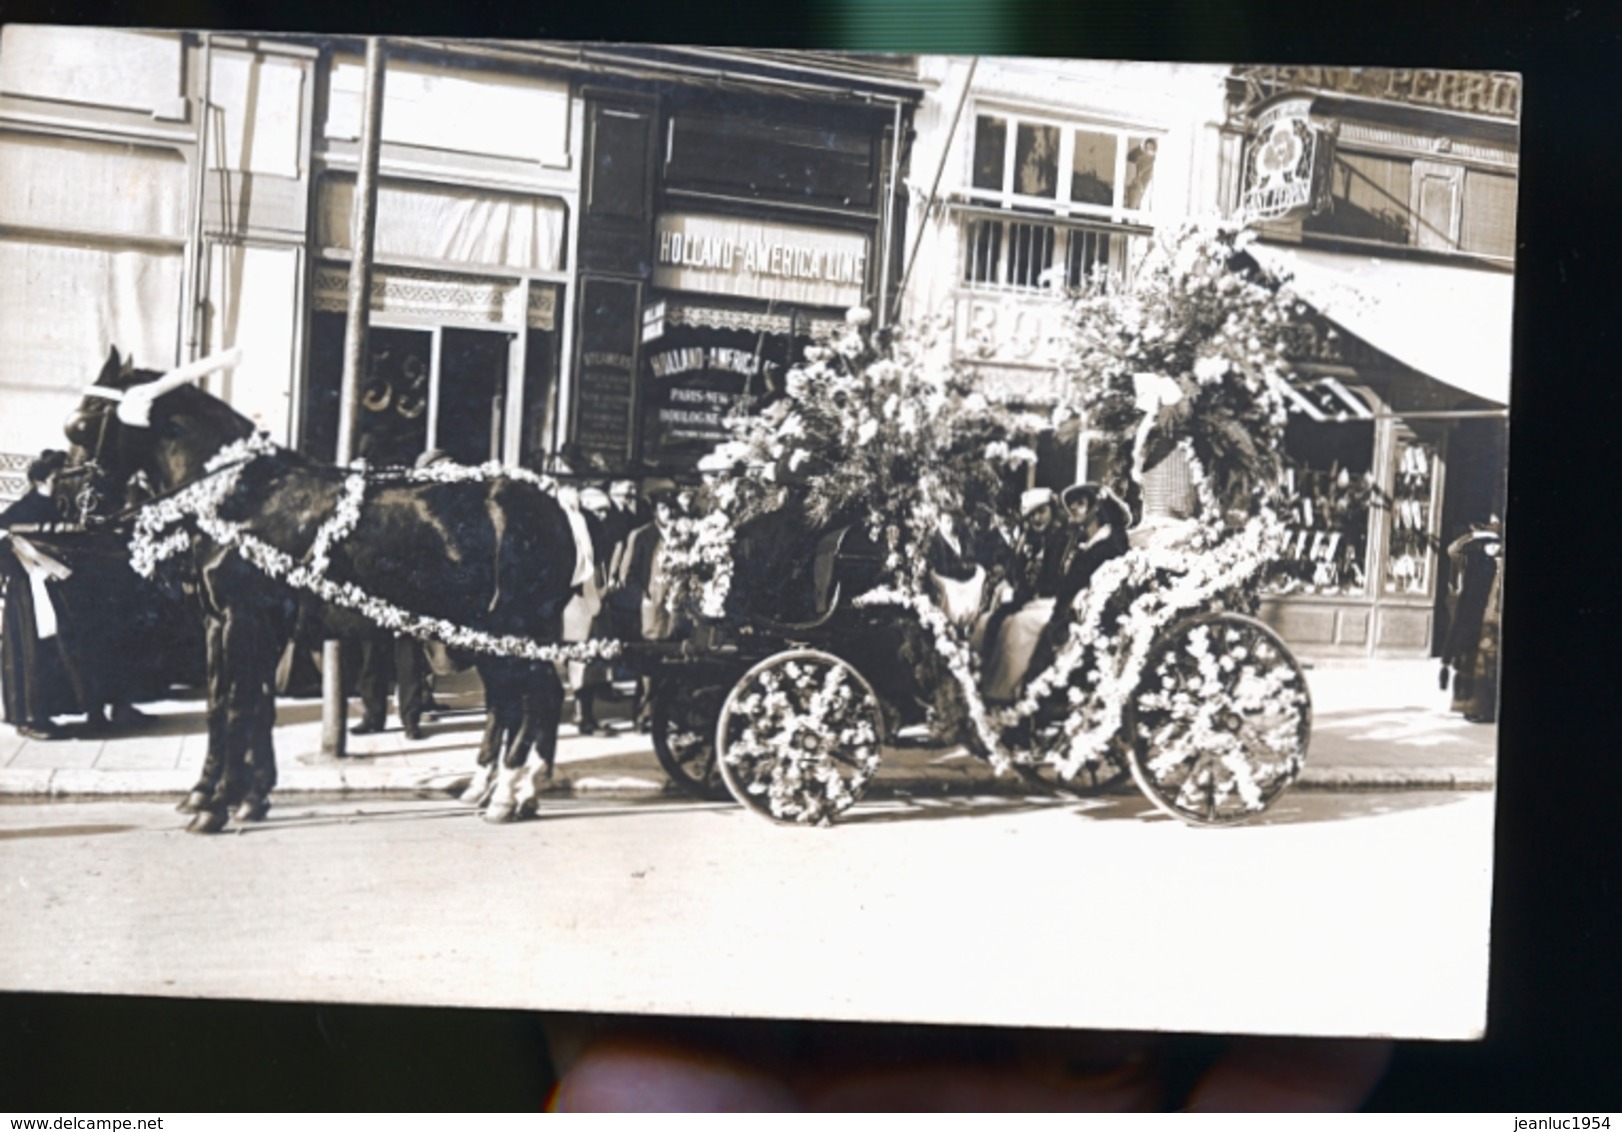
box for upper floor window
[968,112,1159,217]
[1303,150,1517,262]
[962,112,1158,293]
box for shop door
[302,313,509,467]
[434,328,507,467]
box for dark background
[0,0,1616,1111]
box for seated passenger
[979,488,1067,702]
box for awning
[1246,243,1515,406]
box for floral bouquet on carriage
[660,223,1314,825]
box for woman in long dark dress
[1,451,77,739]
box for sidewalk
[0,660,1496,802]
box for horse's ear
[97,346,123,386]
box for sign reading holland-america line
[654,212,869,309]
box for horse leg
[188,610,275,833]
[460,663,507,806]
[180,617,229,829]
[483,663,530,824]
[517,663,566,815]
[235,662,280,823]
[236,608,293,822]
[460,711,504,806]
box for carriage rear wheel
[716,649,884,826]
[1126,613,1311,826]
[650,677,733,802]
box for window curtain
[0,238,181,454]
[319,176,566,273]
[0,132,188,239]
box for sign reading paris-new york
[654,213,869,309]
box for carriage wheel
[651,677,733,802]
[716,649,884,826]
[1126,613,1311,826]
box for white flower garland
[720,656,883,825]
[852,495,1286,782]
[127,435,619,665]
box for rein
[91,453,264,532]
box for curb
[0,764,1495,802]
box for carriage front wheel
[716,649,884,826]
[1127,613,1311,826]
[650,676,733,802]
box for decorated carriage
[57,224,1311,834]
[643,227,1316,827]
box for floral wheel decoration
[1126,612,1311,826]
[716,650,884,826]
[651,676,734,802]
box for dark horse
[65,347,580,832]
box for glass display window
[1267,414,1377,597]
[1383,431,1441,597]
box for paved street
[0,659,1499,801]
[0,788,1494,1040]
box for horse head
[65,346,253,497]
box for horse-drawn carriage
[633,484,1312,828]
[59,231,1308,834]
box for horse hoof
[234,797,271,823]
[175,790,210,815]
[484,803,518,824]
[459,781,494,806]
[186,808,230,835]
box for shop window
[1268,415,1376,597]
[961,112,1156,292]
[1384,432,1440,597]
[665,114,876,210]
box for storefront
[1225,69,1518,658]
[564,75,915,477]
[0,32,918,487]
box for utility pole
[321,36,387,759]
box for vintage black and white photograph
[0,30,1514,1042]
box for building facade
[1223,66,1517,658]
[897,55,1234,487]
[0,30,918,491]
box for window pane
[1267,416,1376,597]
[1065,228,1112,287]
[1014,122,1060,198]
[1304,152,1413,245]
[964,218,1003,284]
[1384,434,1439,597]
[1069,129,1117,206]
[1461,169,1517,259]
[1006,221,1055,287]
[972,115,1007,192]
[1124,136,1157,211]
